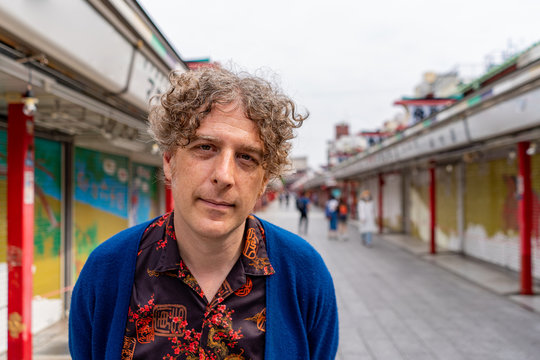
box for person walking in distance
[296,191,310,235]
[325,195,339,240]
[337,197,349,241]
[357,190,377,247]
[69,67,339,359]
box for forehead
[198,103,261,137]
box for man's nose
[212,150,235,187]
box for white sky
[138,0,540,169]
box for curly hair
[148,66,307,178]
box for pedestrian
[296,191,310,235]
[285,191,290,208]
[357,189,377,247]
[325,195,339,240]
[337,197,349,240]
[69,67,339,359]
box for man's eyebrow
[191,135,218,143]
[239,145,264,158]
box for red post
[165,186,174,212]
[351,181,358,219]
[378,173,384,233]
[517,142,533,295]
[7,103,34,359]
[429,164,436,254]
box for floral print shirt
[122,212,275,360]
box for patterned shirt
[122,212,275,360]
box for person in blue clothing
[69,66,339,359]
[296,190,310,235]
[325,195,339,240]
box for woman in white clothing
[357,190,377,246]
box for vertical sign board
[7,104,34,359]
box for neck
[173,213,245,301]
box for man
[69,67,339,359]
[296,191,310,235]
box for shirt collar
[240,215,275,276]
[150,213,275,277]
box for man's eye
[199,144,212,151]
[239,154,254,162]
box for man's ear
[163,152,172,183]
[258,178,269,198]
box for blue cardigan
[69,217,339,359]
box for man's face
[163,103,268,242]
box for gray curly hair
[148,66,307,179]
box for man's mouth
[200,198,235,208]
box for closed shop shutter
[464,157,520,272]
[436,165,459,251]
[74,147,129,276]
[409,169,430,242]
[33,137,63,332]
[383,173,402,232]
[130,163,160,226]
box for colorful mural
[33,138,62,297]
[0,133,63,297]
[130,163,160,225]
[74,147,129,274]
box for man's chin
[196,218,244,241]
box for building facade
[0,0,188,355]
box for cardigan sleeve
[69,253,97,360]
[307,263,339,359]
[261,218,339,359]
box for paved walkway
[20,200,540,359]
[260,201,540,360]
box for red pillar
[7,103,34,359]
[429,165,437,254]
[378,173,384,234]
[517,142,533,295]
[165,186,174,212]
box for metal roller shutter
[464,157,520,272]
[436,165,459,251]
[383,173,403,232]
[409,169,430,242]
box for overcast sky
[138,0,540,169]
